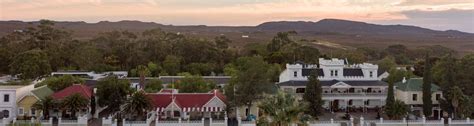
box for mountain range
[1,19,473,53]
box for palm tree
[62,93,89,119]
[122,91,153,120]
[447,86,464,119]
[385,100,409,119]
[258,92,306,126]
[32,96,56,119]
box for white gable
[165,101,181,111]
[203,96,226,108]
[331,82,351,88]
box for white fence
[5,116,472,126]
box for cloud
[0,0,473,32]
[373,9,474,33]
[397,0,473,6]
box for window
[330,70,334,76]
[436,94,441,101]
[335,70,338,76]
[31,108,36,115]
[412,94,418,101]
[3,94,9,102]
[369,71,373,77]
[18,108,24,115]
[173,111,180,117]
[2,110,9,118]
[296,88,305,93]
[293,71,297,77]
[283,88,293,93]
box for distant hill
[1,19,473,53]
[257,19,473,37]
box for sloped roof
[51,84,92,100]
[147,90,226,109]
[31,85,54,100]
[343,68,364,76]
[377,69,386,76]
[278,80,388,87]
[302,69,324,76]
[395,78,440,92]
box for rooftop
[395,78,440,92]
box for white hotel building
[278,58,389,112]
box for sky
[1,0,473,32]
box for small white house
[395,78,443,119]
[0,84,35,119]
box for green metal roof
[31,85,54,100]
[395,78,440,92]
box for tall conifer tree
[303,69,323,119]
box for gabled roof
[277,80,388,87]
[147,90,226,110]
[51,84,92,100]
[31,85,54,100]
[395,78,440,92]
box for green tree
[61,93,89,119]
[147,62,160,77]
[32,96,56,119]
[303,70,323,119]
[185,63,214,76]
[422,55,433,117]
[377,56,396,72]
[122,91,153,120]
[267,32,294,52]
[259,92,306,126]
[144,79,163,93]
[9,49,51,80]
[174,75,215,93]
[214,36,231,49]
[224,56,273,116]
[36,75,84,91]
[456,54,474,96]
[447,86,463,119]
[385,100,409,119]
[137,65,150,88]
[163,55,181,75]
[96,76,131,118]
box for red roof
[51,84,92,100]
[147,90,226,109]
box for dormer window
[293,71,297,77]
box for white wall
[395,90,442,105]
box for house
[147,89,226,120]
[51,84,93,118]
[278,58,389,112]
[16,85,54,119]
[0,84,35,119]
[395,78,443,119]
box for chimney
[402,77,407,83]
